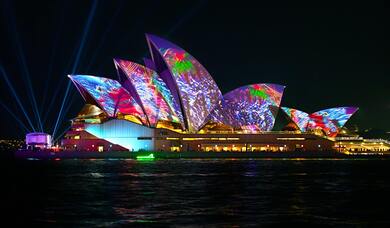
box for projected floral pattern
[146,34,222,132]
[282,107,358,137]
[210,84,285,131]
[69,75,147,124]
[280,107,310,131]
[114,59,182,127]
[308,107,358,137]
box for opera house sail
[281,107,359,137]
[113,58,182,128]
[145,34,222,132]
[209,84,285,132]
[69,75,147,125]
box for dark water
[3,157,390,226]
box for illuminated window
[74,135,80,140]
[98,146,104,152]
[170,146,180,152]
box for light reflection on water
[4,158,390,226]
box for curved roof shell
[69,75,147,125]
[282,106,358,137]
[210,83,285,131]
[146,34,222,132]
[114,59,183,127]
[281,107,310,132]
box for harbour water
[3,156,390,226]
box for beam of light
[43,18,87,122]
[52,0,99,139]
[41,30,77,126]
[41,78,66,127]
[44,41,85,124]
[0,100,30,133]
[41,84,64,126]
[3,0,43,132]
[85,0,124,73]
[49,91,77,141]
[43,86,76,133]
[0,65,36,131]
[59,90,78,125]
[53,125,71,144]
[40,0,69,118]
[41,66,73,127]
[41,54,79,127]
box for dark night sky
[0,0,388,139]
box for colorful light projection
[281,107,358,137]
[280,107,310,131]
[210,84,285,131]
[113,59,182,127]
[307,107,358,137]
[306,113,338,137]
[146,34,222,132]
[313,107,358,128]
[69,75,147,125]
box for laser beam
[40,0,69,118]
[52,0,99,138]
[53,125,71,144]
[0,100,30,133]
[85,0,123,73]
[0,66,36,131]
[3,0,44,132]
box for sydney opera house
[61,34,359,152]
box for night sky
[0,0,388,139]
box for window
[137,137,152,140]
